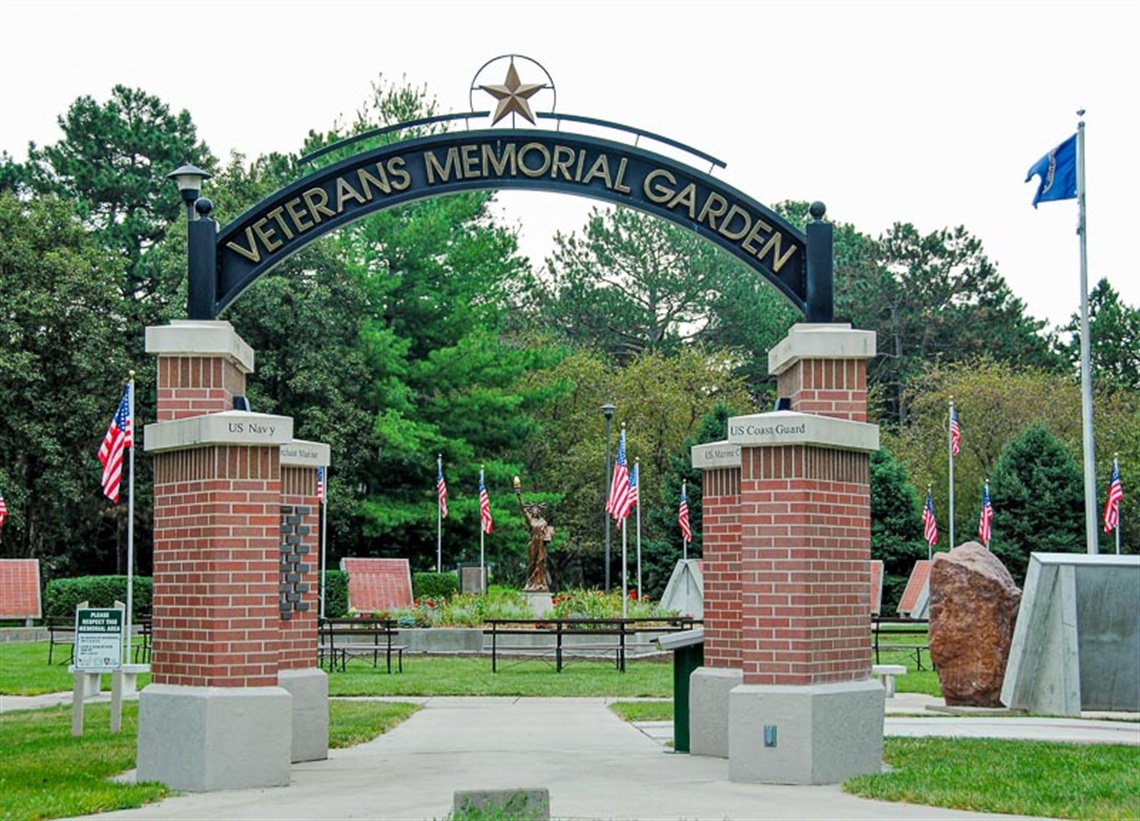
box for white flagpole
[635,460,642,601]
[319,468,328,619]
[479,466,486,594]
[1114,455,1122,556]
[437,455,443,573]
[682,480,688,561]
[125,372,135,666]
[621,522,628,620]
[1076,111,1098,554]
[948,398,956,549]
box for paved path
[24,694,1128,821]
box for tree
[520,348,751,589]
[0,193,134,573]
[870,448,928,612]
[988,424,1085,585]
[855,223,1061,426]
[15,85,214,312]
[285,79,553,579]
[1059,278,1140,392]
[641,404,740,599]
[528,206,797,387]
[884,358,1139,556]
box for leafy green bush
[44,576,152,620]
[413,571,458,600]
[322,570,349,617]
[551,588,678,621]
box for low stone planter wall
[397,628,485,653]
[394,627,672,654]
[0,627,48,643]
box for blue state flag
[1026,134,1077,208]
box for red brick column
[278,464,322,671]
[144,321,293,688]
[700,466,742,669]
[731,323,879,688]
[738,446,871,685]
[776,358,867,421]
[151,446,283,687]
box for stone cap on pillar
[144,411,293,452]
[280,439,332,468]
[691,440,741,470]
[768,323,876,377]
[146,320,255,375]
[727,411,879,453]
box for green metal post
[672,642,704,753]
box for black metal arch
[188,128,833,321]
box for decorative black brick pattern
[279,505,313,620]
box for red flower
[628,589,637,600]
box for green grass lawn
[0,641,151,696]
[3,638,1138,821]
[846,737,1140,821]
[2,637,941,698]
[0,700,417,821]
[608,702,1140,821]
[325,655,673,697]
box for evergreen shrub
[43,576,152,620]
[322,570,349,617]
[413,571,458,600]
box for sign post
[70,601,125,735]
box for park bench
[132,616,152,664]
[871,663,907,697]
[872,615,930,670]
[318,617,406,673]
[46,616,75,665]
[483,617,700,673]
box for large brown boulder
[929,542,1021,707]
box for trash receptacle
[655,627,704,753]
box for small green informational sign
[74,608,123,671]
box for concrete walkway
[9,692,1122,821]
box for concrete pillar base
[278,667,329,762]
[137,684,292,791]
[524,592,554,617]
[689,666,742,758]
[729,679,883,784]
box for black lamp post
[166,164,211,223]
[601,402,616,590]
[167,163,217,320]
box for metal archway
[186,126,833,321]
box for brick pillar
[138,320,296,791]
[714,323,885,784]
[688,445,743,759]
[277,440,331,764]
[694,460,742,669]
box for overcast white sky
[2,0,1137,329]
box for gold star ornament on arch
[479,62,544,125]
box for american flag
[606,429,631,519]
[479,469,494,534]
[0,491,7,528]
[678,482,691,542]
[978,481,994,547]
[98,383,133,503]
[316,466,326,502]
[949,404,961,457]
[922,489,938,548]
[615,462,639,525]
[1103,458,1123,533]
[437,459,448,519]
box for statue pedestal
[524,592,554,618]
